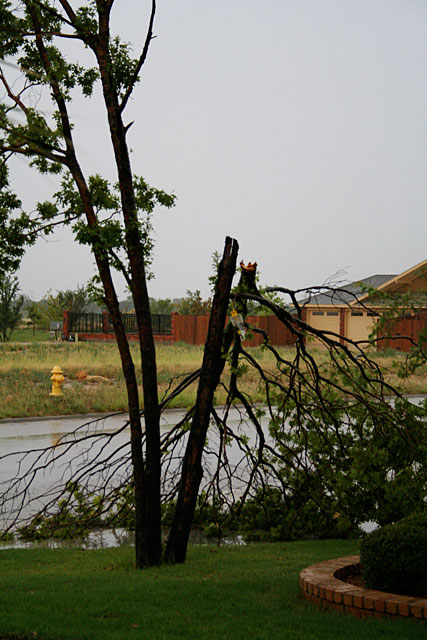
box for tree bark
[23,3,151,566]
[165,236,239,563]
[66,160,147,568]
[94,10,161,566]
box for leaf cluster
[32,284,91,325]
[175,290,212,315]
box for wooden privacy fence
[63,311,297,347]
[246,315,296,347]
[173,315,210,345]
[377,312,427,352]
[173,314,296,346]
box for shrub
[360,519,427,595]
[399,510,427,530]
[237,487,358,541]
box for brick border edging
[300,555,427,620]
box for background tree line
[1,250,281,343]
[0,275,217,342]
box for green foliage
[236,487,357,542]
[0,272,24,342]
[161,487,357,542]
[208,250,221,294]
[74,3,99,45]
[17,482,105,540]
[34,284,91,326]
[26,300,43,334]
[271,388,427,530]
[58,172,175,279]
[400,510,427,529]
[109,36,140,98]
[175,289,212,315]
[162,492,229,536]
[14,481,138,541]
[361,517,427,595]
[22,481,357,544]
[0,3,175,284]
[0,164,34,274]
[104,484,135,530]
[149,297,174,314]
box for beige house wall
[304,258,426,347]
[306,308,340,346]
[345,309,377,343]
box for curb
[300,556,427,620]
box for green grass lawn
[8,328,51,342]
[0,540,424,640]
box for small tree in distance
[175,289,212,315]
[148,298,174,314]
[26,301,42,335]
[34,285,91,326]
[0,273,24,342]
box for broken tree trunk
[164,236,239,563]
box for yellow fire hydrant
[50,365,65,397]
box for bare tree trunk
[165,237,239,563]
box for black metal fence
[151,314,172,335]
[68,312,171,335]
[68,312,103,334]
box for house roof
[301,258,427,308]
[301,274,396,307]
[357,257,427,300]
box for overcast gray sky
[10,0,427,301]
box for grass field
[0,331,425,419]
[0,540,425,640]
[7,328,51,342]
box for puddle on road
[0,528,246,550]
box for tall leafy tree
[0,1,242,569]
[0,0,175,567]
[0,272,24,342]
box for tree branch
[0,69,29,115]
[2,28,80,40]
[0,141,66,164]
[26,2,76,159]
[57,0,77,24]
[119,0,156,113]
[28,0,75,28]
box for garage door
[345,310,377,344]
[307,309,340,346]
